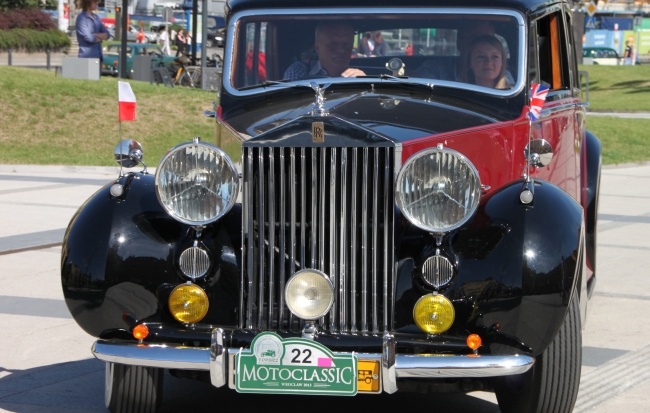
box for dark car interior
[230,14,519,90]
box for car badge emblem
[312,122,324,143]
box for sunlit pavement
[1,162,650,412]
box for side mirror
[525,139,553,167]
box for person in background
[624,41,633,65]
[75,0,110,62]
[185,32,192,55]
[370,31,389,56]
[358,31,389,57]
[461,34,512,89]
[284,23,366,80]
[136,27,146,44]
[158,26,171,55]
[175,28,186,56]
[358,32,373,56]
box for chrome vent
[241,145,395,334]
[421,254,455,288]
[179,246,211,279]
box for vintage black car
[61,0,601,412]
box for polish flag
[118,81,136,122]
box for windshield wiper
[239,79,292,91]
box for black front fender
[458,179,584,355]
[395,178,585,356]
[61,173,241,338]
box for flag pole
[117,81,137,175]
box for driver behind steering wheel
[283,23,366,80]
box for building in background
[578,0,650,63]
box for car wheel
[494,289,582,413]
[105,362,163,413]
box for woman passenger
[462,34,512,89]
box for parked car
[205,27,225,48]
[63,1,602,413]
[101,42,176,77]
[583,46,622,65]
[107,24,156,43]
[207,15,226,32]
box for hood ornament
[310,82,331,116]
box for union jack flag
[529,83,549,121]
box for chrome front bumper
[92,329,534,394]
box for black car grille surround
[241,145,396,335]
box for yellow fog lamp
[168,282,209,324]
[285,269,334,320]
[413,293,455,334]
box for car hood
[223,87,515,144]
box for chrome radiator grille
[241,145,395,334]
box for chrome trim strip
[318,149,326,271]
[279,150,287,325]
[351,148,358,332]
[268,152,276,324]
[382,333,398,394]
[210,328,226,387]
[310,149,318,267]
[93,335,534,392]
[257,149,265,328]
[394,354,534,378]
[339,148,348,331]
[372,149,379,332]
[329,148,338,330]
[243,150,253,329]
[300,147,306,266]
[224,8,526,98]
[290,147,297,276]
[383,148,392,331]
[92,340,210,371]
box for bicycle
[172,55,195,87]
[187,54,223,89]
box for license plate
[235,332,358,395]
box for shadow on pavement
[0,358,501,413]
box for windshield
[225,9,524,95]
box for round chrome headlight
[396,146,481,233]
[155,141,239,225]
[285,270,334,320]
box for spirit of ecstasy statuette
[310,82,330,116]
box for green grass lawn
[579,64,650,165]
[580,64,650,112]
[0,66,216,167]
[0,65,649,166]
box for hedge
[0,7,70,51]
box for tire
[494,291,582,413]
[179,71,194,87]
[105,362,163,413]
